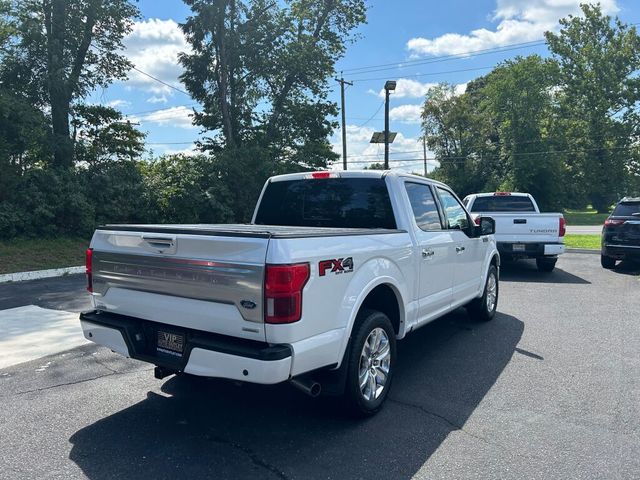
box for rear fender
[334,257,411,368]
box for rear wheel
[536,257,557,272]
[601,254,616,269]
[468,265,498,322]
[343,309,396,417]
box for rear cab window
[254,177,397,229]
[470,195,535,212]
[613,202,640,217]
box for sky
[89,0,640,174]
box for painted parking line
[0,305,88,369]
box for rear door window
[470,195,535,212]
[404,182,442,231]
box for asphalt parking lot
[0,253,638,479]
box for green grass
[0,237,88,274]
[563,208,610,226]
[564,234,601,250]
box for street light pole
[383,80,396,169]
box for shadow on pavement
[69,309,523,480]
[500,259,590,284]
[610,259,640,276]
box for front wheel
[468,265,498,321]
[536,257,557,272]
[343,309,396,417]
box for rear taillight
[494,192,511,196]
[264,263,310,324]
[604,219,625,227]
[85,248,93,292]
[559,217,566,237]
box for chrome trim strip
[92,251,264,323]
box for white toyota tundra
[80,171,499,415]
[463,192,566,272]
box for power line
[131,67,190,96]
[351,65,494,83]
[334,144,640,165]
[356,100,384,127]
[342,40,546,75]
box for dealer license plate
[157,330,184,357]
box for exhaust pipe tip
[290,376,321,397]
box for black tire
[468,265,499,322]
[343,309,396,417]
[536,257,557,272]
[601,254,616,269]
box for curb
[0,266,84,284]
[566,248,599,255]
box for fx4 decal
[319,257,354,277]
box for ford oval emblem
[240,300,257,310]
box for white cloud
[160,144,199,157]
[389,104,422,124]
[373,78,467,101]
[106,99,131,109]
[140,106,196,129]
[407,0,619,57]
[147,95,168,104]
[123,19,190,95]
[376,79,438,99]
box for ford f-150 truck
[80,171,499,416]
[463,192,565,272]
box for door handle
[422,249,435,258]
[456,246,466,253]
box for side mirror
[475,216,495,236]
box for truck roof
[269,170,449,188]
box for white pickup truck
[80,171,499,416]
[463,192,565,272]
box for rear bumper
[602,244,640,259]
[497,242,564,258]
[80,310,292,384]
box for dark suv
[601,197,640,269]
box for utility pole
[422,136,427,177]
[383,80,396,169]
[335,76,353,170]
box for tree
[421,83,493,196]
[179,0,365,160]
[72,104,146,166]
[545,4,640,212]
[479,55,566,210]
[179,0,366,220]
[2,0,140,168]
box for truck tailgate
[487,213,562,243]
[90,227,269,342]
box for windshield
[470,195,536,212]
[254,177,397,229]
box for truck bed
[101,223,405,238]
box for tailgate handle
[513,219,527,224]
[142,236,175,249]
